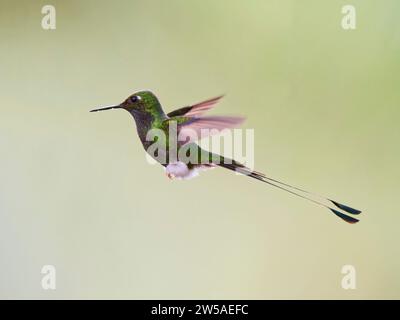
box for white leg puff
[165,162,197,180]
[165,162,216,180]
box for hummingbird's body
[91,90,362,223]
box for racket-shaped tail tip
[330,200,362,215]
[330,209,359,224]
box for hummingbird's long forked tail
[218,161,362,223]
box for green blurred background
[0,0,399,299]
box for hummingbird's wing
[166,95,244,143]
[176,115,245,142]
[167,95,224,117]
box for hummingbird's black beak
[90,105,122,112]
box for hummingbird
[91,90,362,223]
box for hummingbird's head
[120,91,160,114]
[90,90,161,114]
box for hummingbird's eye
[130,95,141,103]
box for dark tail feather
[329,209,359,224]
[249,172,361,215]
[218,161,361,224]
[329,200,361,215]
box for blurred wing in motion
[167,95,225,117]
[177,115,245,141]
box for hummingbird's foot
[167,173,175,179]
